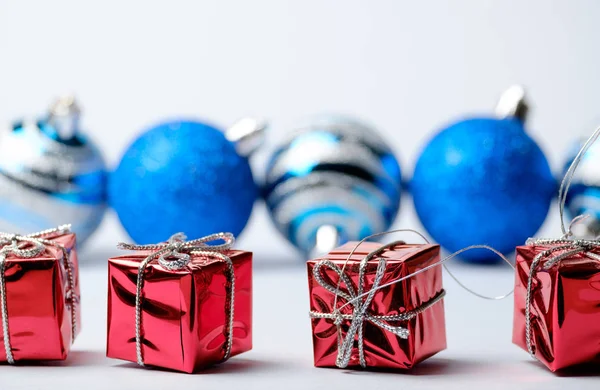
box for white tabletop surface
[1,205,598,390]
[1,1,600,388]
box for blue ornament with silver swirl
[0,96,107,245]
[411,86,556,263]
[110,117,265,244]
[561,137,600,238]
[263,115,402,257]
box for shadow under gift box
[513,244,600,371]
[307,242,446,370]
[0,232,81,362]
[106,249,252,373]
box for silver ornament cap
[47,95,82,140]
[308,225,342,259]
[225,117,267,157]
[495,85,529,123]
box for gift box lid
[313,241,439,268]
[516,243,600,273]
[2,232,75,263]
[109,249,250,272]
[308,241,441,302]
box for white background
[1,1,600,388]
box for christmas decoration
[110,118,264,244]
[264,115,402,258]
[308,240,445,369]
[411,86,555,263]
[513,126,600,371]
[107,232,252,373]
[0,97,106,245]
[0,225,80,363]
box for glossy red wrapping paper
[513,244,600,371]
[107,249,252,373]
[307,242,446,369]
[0,232,81,362]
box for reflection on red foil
[307,241,446,370]
[0,232,80,362]
[513,244,600,371]
[107,250,252,373]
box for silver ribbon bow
[0,225,77,364]
[309,240,446,368]
[523,236,600,358]
[117,232,236,367]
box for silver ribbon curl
[309,240,446,368]
[117,232,236,367]
[0,224,78,364]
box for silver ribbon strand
[0,224,77,364]
[117,232,236,367]
[309,240,446,368]
[523,125,600,360]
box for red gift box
[106,234,252,373]
[308,241,446,370]
[0,228,80,363]
[513,241,600,371]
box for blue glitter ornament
[110,118,263,244]
[411,86,556,263]
[263,115,402,257]
[561,138,600,237]
[0,96,106,245]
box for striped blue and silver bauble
[0,97,107,245]
[562,138,600,237]
[263,115,402,257]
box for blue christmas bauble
[0,97,106,245]
[411,117,555,263]
[263,115,402,256]
[562,139,600,237]
[110,120,257,244]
